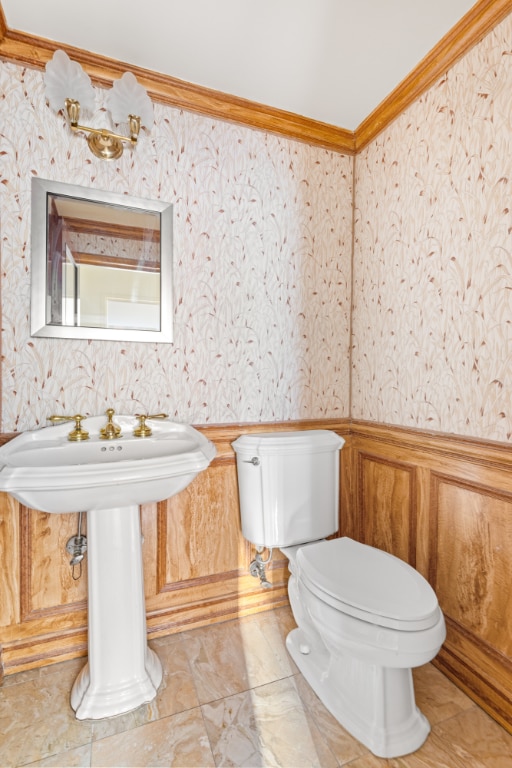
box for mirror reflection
[31,179,173,343]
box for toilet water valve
[249,547,273,588]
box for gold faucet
[133,413,168,437]
[48,414,89,441]
[100,409,122,440]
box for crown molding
[0,23,356,155]
[355,0,512,151]
[0,0,509,156]
[0,3,7,40]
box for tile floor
[1,606,511,767]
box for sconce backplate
[87,131,124,160]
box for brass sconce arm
[65,99,141,160]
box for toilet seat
[296,537,440,631]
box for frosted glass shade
[44,50,95,114]
[107,72,154,129]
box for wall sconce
[44,50,154,160]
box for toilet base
[286,627,430,758]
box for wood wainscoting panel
[144,443,291,635]
[428,472,512,729]
[156,462,248,591]
[0,505,89,675]
[19,507,88,621]
[0,492,20,630]
[357,452,417,565]
[350,420,512,734]
[430,474,512,659]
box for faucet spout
[100,409,122,440]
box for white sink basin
[0,415,216,513]
[0,414,216,721]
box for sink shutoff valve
[249,546,273,589]
[66,511,87,580]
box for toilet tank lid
[232,430,344,455]
[297,537,440,629]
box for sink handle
[48,414,90,442]
[133,413,168,438]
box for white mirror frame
[31,178,173,343]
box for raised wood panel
[141,502,159,599]
[430,474,512,660]
[0,492,20,627]
[157,462,248,590]
[20,507,87,621]
[358,452,416,565]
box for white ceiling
[3,0,478,130]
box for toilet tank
[232,430,344,549]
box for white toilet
[232,430,446,758]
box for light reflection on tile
[201,676,338,767]
[182,609,294,704]
[2,606,512,768]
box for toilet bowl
[283,538,446,757]
[232,430,446,758]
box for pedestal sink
[0,415,216,719]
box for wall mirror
[31,178,173,342]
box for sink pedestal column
[71,505,162,720]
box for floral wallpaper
[2,10,511,443]
[0,62,353,432]
[352,13,512,442]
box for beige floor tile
[2,665,44,689]
[202,676,339,767]
[0,666,92,767]
[2,657,85,689]
[344,755,388,767]
[267,604,296,640]
[271,605,299,674]
[24,743,92,767]
[433,706,512,767]
[90,633,199,741]
[343,735,478,767]
[242,610,295,677]
[3,608,512,768]
[412,663,475,725]
[344,713,506,768]
[182,611,293,704]
[90,707,215,767]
